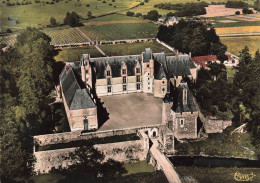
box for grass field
[176,167,260,183]
[211,16,260,28]
[1,0,139,30]
[54,41,174,62]
[99,41,174,56]
[54,46,103,62]
[216,26,260,34]
[78,23,157,40]
[221,36,260,56]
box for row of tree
[156,19,227,61]
[225,0,248,8]
[154,2,208,17]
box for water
[170,156,260,168]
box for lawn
[220,36,260,56]
[123,160,154,176]
[54,46,103,62]
[78,23,158,40]
[226,67,236,82]
[175,127,257,160]
[211,16,260,28]
[99,41,174,56]
[176,166,260,183]
[1,0,139,31]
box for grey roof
[143,48,152,62]
[153,53,195,79]
[175,82,197,113]
[90,55,141,79]
[59,65,96,110]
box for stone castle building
[59,48,199,141]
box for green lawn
[99,41,174,56]
[176,166,260,183]
[175,127,257,160]
[54,41,174,62]
[124,160,154,176]
[1,0,139,31]
[54,46,103,62]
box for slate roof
[59,65,96,110]
[90,55,141,79]
[174,82,197,113]
[153,53,196,79]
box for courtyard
[98,93,163,131]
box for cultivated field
[215,26,260,34]
[200,5,244,17]
[1,0,139,30]
[78,23,157,40]
[220,36,260,56]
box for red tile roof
[191,54,232,67]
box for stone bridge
[149,139,181,183]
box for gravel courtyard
[98,93,163,131]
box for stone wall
[205,118,232,133]
[34,124,163,147]
[34,131,149,174]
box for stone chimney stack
[189,52,192,58]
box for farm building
[191,54,238,68]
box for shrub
[102,0,106,3]
[144,0,148,2]
[146,10,159,21]
[86,4,89,7]
[235,11,240,15]
[6,29,12,33]
[50,2,54,4]
[140,2,144,5]
[126,11,135,16]
[114,5,116,8]
[242,7,253,14]
[112,0,115,2]
[109,3,112,6]
[136,13,142,17]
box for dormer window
[107,70,111,76]
[183,89,187,105]
[122,69,126,75]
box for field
[78,23,157,40]
[54,46,103,62]
[54,41,174,62]
[216,26,260,34]
[221,36,260,56]
[1,0,139,31]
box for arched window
[153,131,156,137]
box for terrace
[98,93,163,131]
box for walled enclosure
[34,131,149,174]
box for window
[148,73,150,75]
[107,70,111,76]
[180,119,184,128]
[147,64,150,68]
[137,83,141,90]
[148,82,150,85]
[108,86,112,93]
[148,78,150,81]
[122,69,126,75]
[162,81,165,84]
[136,67,140,73]
[148,87,150,90]
[123,76,127,84]
[123,85,127,91]
[183,89,187,105]
[162,88,165,92]
[107,78,111,85]
[136,75,141,82]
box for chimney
[65,64,70,73]
[189,52,192,58]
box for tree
[0,28,58,181]
[146,10,159,21]
[87,10,92,19]
[126,11,135,16]
[242,7,253,14]
[49,16,57,26]
[52,143,127,182]
[64,12,80,27]
[235,11,240,15]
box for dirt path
[83,20,150,26]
